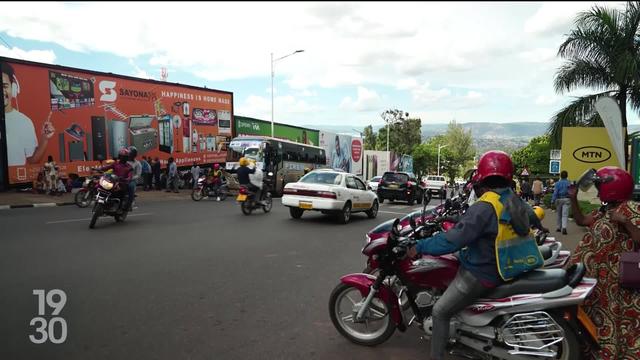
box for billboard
[560,127,622,181]
[234,116,319,146]
[363,150,390,179]
[319,131,362,175]
[1,58,233,185]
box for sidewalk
[0,188,193,209]
[540,209,587,253]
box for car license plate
[236,194,247,201]
[388,184,399,189]
[299,201,313,209]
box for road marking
[33,203,57,208]
[0,205,10,210]
[45,213,154,224]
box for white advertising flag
[595,96,625,168]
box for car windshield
[383,173,408,183]
[370,176,381,182]
[299,172,342,185]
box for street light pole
[271,50,304,138]
[437,144,449,176]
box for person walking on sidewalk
[152,157,161,190]
[190,162,200,189]
[552,170,571,235]
[166,157,179,193]
[532,177,544,206]
[43,155,58,195]
[569,166,640,360]
[140,156,152,191]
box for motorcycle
[74,174,100,208]
[89,173,131,229]
[329,217,597,359]
[191,176,229,201]
[237,184,273,215]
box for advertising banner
[319,131,362,175]
[1,58,233,184]
[234,116,319,146]
[363,150,390,179]
[560,127,622,181]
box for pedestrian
[43,155,58,195]
[126,146,141,210]
[569,166,640,359]
[140,156,152,191]
[190,162,200,189]
[152,157,161,190]
[521,178,531,202]
[551,170,570,235]
[166,157,179,193]
[532,176,544,206]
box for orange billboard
[1,57,233,185]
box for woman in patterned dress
[569,166,640,360]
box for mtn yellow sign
[561,127,623,180]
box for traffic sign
[550,149,561,160]
[549,160,561,174]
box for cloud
[128,58,154,80]
[535,95,560,106]
[340,86,381,111]
[236,94,320,122]
[0,45,55,64]
[518,47,557,64]
[524,2,624,37]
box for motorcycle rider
[248,159,265,205]
[127,146,141,210]
[96,148,133,212]
[208,163,223,201]
[407,150,546,360]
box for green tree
[363,125,377,150]
[375,109,422,154]
[412,135,446,177]
[549,1,640,162]
[442,120,476,181]
[511,135,551,176]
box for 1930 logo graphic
[29,289,68,344]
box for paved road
[0,195,456,360]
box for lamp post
[271,50,304,138]
[437,144,449,176]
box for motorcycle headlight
[84,179,91,186]
[99,178,114,190]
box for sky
[1,1,638,129]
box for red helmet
[595,166,633,203]
[214,163,220,170]
[476,150,514,183]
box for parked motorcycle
[191,176,228,201]
[329,217,596,359]
[74,174,100,208]
[237,185,272,215]
[89,173,131,229]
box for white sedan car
[282,169,379,224]
[367,176,382,192]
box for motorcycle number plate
[236,194,247,201]
[299,201,313,209]
[388,184,398,189]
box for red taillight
[239,187,248,195]
[316,191,337,199]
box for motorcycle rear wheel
[217,186,228,201]
[115,211,128,223]
[329,282,395,346]
[262,194,273,213]
[241,200,253,215]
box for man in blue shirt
[552,170,570,235]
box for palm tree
[549,1,640,163]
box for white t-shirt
[6,110,37,166]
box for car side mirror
[367,185,372,191]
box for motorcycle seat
[538,245,552,260]
[485,269,567,299]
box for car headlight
[99,178,114,190]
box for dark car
[376,171,426,205]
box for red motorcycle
[329,217,596,359]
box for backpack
[479,190,544,281]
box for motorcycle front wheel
[75,189,92,208]
[328,282,395,346]
[89,204,103,229]
[191,187,204,201]
[217,185,228,201]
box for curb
[0,202,75,210]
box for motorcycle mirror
[391,218,401,236]
[409,216,417,230]
[576,168,597,192]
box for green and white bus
[226,136,327,195]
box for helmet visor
[576,168,597,192]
